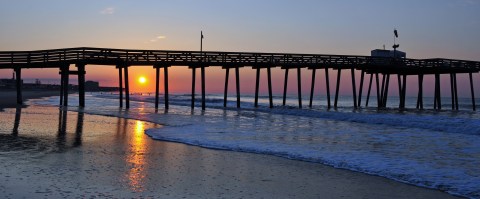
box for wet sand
[0,105,462,199]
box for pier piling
[283,68,289,106]
[401,75,407,109]
[118,66,123,108]
[297,67,302,108]
[325,67,331,109]
[434,74,441,110]
[416,74,424,109]
[375,73,380,107]
[267,67,273,108]
[59,68,64,106]
[235,67,240,108]
[351,68,357,108]
[358,70,364,108]
[155,66,160,109]
[224,68,229,107]
[309,68,316,108]
[397,75,402,108]
[365,73,373,107]
[201,65,206,110]
[469,73,476,111]
[454,74,459,110]
[191,67,196,109]
[254,67,260,107]
[164,66,169,109]
[450,73,455,110]
[124,65,130,109]
[77,64,85,107]
[63,66,69,106]
[334,69,341,108]
[383,74,390,108]
[14,68,22,104]
[380,74,386,107]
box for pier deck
[1,47,479,110]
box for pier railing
[1,47,479,73]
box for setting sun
[138,76,147,84]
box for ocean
[31,93,480,198]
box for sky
[1,0,479,97]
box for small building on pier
[371,49,406,58]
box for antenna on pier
[392,28,399,58]
[201,31,204,61]
[200,31,204,52]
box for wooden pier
[1,47,479,110]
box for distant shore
[0,90,59,110]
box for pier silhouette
[1,47,479,110]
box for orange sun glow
[138,76,147,84]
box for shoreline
[0,105,464,198]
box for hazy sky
[1,0,479,96]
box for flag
[201,31,204,39]
[394,29,398,38]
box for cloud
[148,35,167,43]
[100,7,115,15]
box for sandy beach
[0,91,462,198]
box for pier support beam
[383,74,390,108]
[367,73,374,107]
[60,65,70,107]
[224,68,230,107]
[375,73,380,107]
[401,75,407,109]
[397,74,402,108]
[254,68,260,107]
[434,74,441,110]
[155,66,160,109]
[379,74,386,108]
[416,74,424,109]
[454,73,459,110]
[450,73,455,110]
[325,67,331,109]
[469,73,476,111]
[118,66,123,108]
[77,64,86,107]
[267,67,273,108]
[60,68,64,106]
[297,67,302,108]
[191,68,196,109]
[235,67,240,108]
[351,68,357,109]
[124,65,130,109]
[201,65,206,110]
[14,68,22,105]
[164,66,169,109]
[309,68,316,108]
[358,70,364,108]
[283,68,289,106]
[334,69,341,108]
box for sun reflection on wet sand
[126,120,147,192]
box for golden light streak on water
[126,120,147,192]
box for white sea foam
[31,93,480,198]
